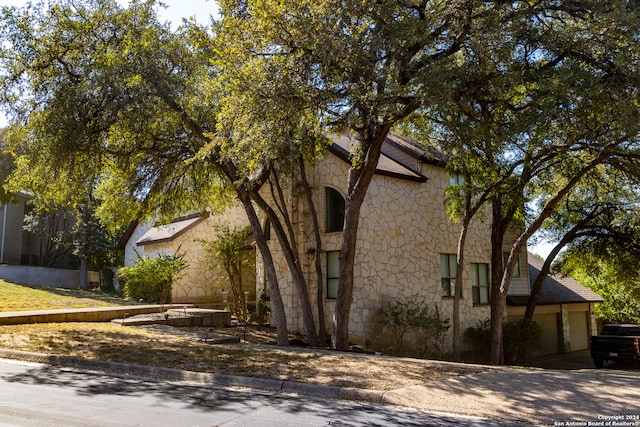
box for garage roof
[507,252,604,306]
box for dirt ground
[133,323,486,390]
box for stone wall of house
[140,206,256,305]
[259,150,499,354]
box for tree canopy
[2,0,640,358]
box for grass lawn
[0,280,136,312]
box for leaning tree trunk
[235,184,289,345]
[524,221,592,322]
[252,189,318,346]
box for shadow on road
[0,363,517,426]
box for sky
[0,0,217,25]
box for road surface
[0,358,522,426]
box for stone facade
[256,135,526,354]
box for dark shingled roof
[507,252,603,306]
[384,133,447,166]
[329,134,428,182]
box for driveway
[383,363,640,425]
[527,349,640,371]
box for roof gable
[136,214,207,247]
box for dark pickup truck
[590,324,640,368]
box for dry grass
[0,281,485,390]
[0,322,484,390]
[0,280,136,312]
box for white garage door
[568,311,589,351]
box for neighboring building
[0,192,76,268]
[254,133,600,356]
[0,193,98,289]
[119,206,256,305]
[507,253,603,355]
[0,193,30,265]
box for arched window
[325,187,345,233]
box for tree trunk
[491,144,616,364]
[523,244,565,322]
[252,189,318,346]
[79,202,88,290]
[489,200,509,365]
[452,216,470,362]
[235,185,289,345]
[524,224,593,321]
[299,157,327,346]
[333,125,391,350]
[80,256,88,290]
[332,195,359,350]
[267,170,319,346]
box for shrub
[503,318,542,365]
[252,289,271,325]
[464,318,492,362]
[118,252,187,304]
[202,226,255,323]
[464,318,542,365]
[379,298,450,357]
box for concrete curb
[0,305,193,325]
[0,348,385,404]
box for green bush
[118,252,187,304]
[379,298,450,357]
[252,289,271,325]
[464,318,492,362]
[503,318,542,365]
[464,318,542,365]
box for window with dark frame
[326,250,339,299]
[263,219,271,240]
[471,263,490,305]
[503,252,520,278]
[440,253,457,297]
[325,187,345,233]
[449,173,465,186]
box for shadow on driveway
[526,349,640,371]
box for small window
[440,253,457,297]
[327,251,340,299]
[263,219,271,240]
[503,252,520,278]
[326,187,345,233]
[449,173,465,186]
[471,263,490,305]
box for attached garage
[507,253,603,355]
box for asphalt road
[0,359,523,427]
